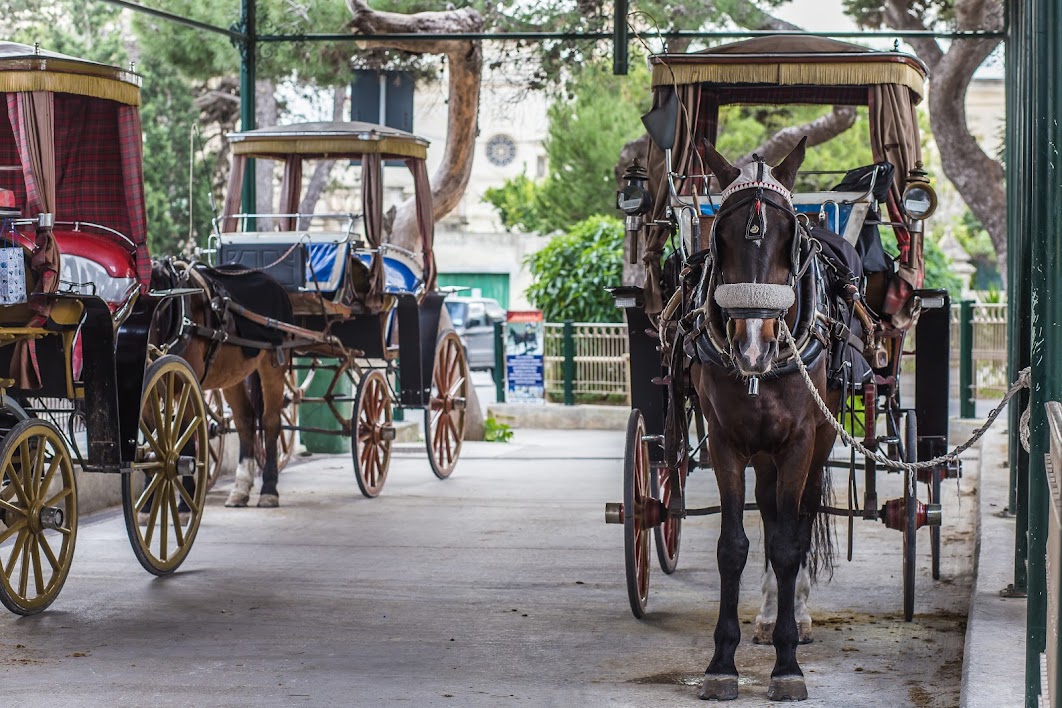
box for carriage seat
[6,229,138,309]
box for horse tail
[808,462,836,583]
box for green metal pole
[563,320,575,406]
[613,0,629,75]
[1008,0,1031,595]
[1026,0,1057,702]
[493,321,506,403]
[239,0,257,217]
[959,299,976,418]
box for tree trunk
[347,1,486,441]
[297,85,348,224]
[882,0,1007,278]
[347,0,483,252]
[255,79,278,231]
[735,106,857,167]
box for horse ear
[700,139,741,190]
[772,136,808,192]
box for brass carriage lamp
[902,162,938,222]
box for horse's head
[701,137,807,376]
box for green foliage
[484,58,650,233]
[483,415,514,443]
[482,174,552,234]
[524,215,624,323]
[883,231,964,296]
[950,210,1002,290]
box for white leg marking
[233,459,255,495]
[795,562,812,627]
[756,569,778,625]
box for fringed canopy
[650,35,927,102]
[0,42,141,106]
[228,121,429,161]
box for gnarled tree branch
[347,0,483,251]
[735,106,858,167]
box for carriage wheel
[352,370,394,499]
[902,410,918,622]
[0,420,77,615]
[123,356,209,576]
[652,460,684,575]
[624,409,651,618]
[205,390,230,491]
[425,330,469,480]
[252,369,299,473]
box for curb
[486,403,628,430]
[959,421,1026,707]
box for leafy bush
[484,416,514,443]
[524,215,624,323]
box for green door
[436,272,510,308]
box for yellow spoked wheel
[123,355,209,576]
[352,369,394,498]
[425,330,469,480]
[0,420,77,615]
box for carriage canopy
[0,42,150,293]
[223,121,436,308]
[641,36,929,315]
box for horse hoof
[752,621,774,645]
[225,491,249,508]
[798,621,813,645]
[257,494,280,508]
[699,674,739,701]
[767,675,808,701]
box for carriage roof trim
[228,121,429,161]
[0,42,141,106]
[649,35,927,102]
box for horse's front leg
[700,445,750,701]
[766,439,816,702]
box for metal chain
[778,319,1032,472]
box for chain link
[777,319,1031,472]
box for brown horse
[686,138,840,701]
[151,259,291,508]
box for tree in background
[484,58,651,234]
[524,216,624,323]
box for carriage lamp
[617,161,653,234]
[902,162,937,221]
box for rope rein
[777,318,1032,471]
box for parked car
[444,295,507,371]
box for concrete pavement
[0,428,979,707]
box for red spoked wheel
[652,460,685,575]
[624,409,652,618]
[425,330,469,480]
[352,369,394,499]
[205,390,229,491]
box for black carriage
[201,121,469,496]
[0,43,210,614]
[606,36,955,622]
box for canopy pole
[238,0,257,217]
[613,0,628,76]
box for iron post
[613,0,629,75]
[238,0,257,217]
[494,321,506,403]
[959,299,976,418]
[563,320,575,406]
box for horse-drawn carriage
[164,121,469,503]
[0,43,209,614]
[605,36,955,700]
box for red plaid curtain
[116,104,150,291]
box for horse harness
[676,157,866,394]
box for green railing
[543,322,630,405]
[950,302,1009,411]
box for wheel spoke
[139,420,167,462]
[41,487,72,509]
[38,533,59,573]
[173,479,200,516]
[173,382,192,436]
[31,438,45,500]
[165,372,176,442]
[0,496,22,517]
[149,381,167,449]
[167,489,185,549]
[0,518,26,545]
[159,480,170,561]
[38,454,61,500]
[172,414,203,455]
[17,532,30,597]
[18,439,33,499]
[134,472,166,515]
[30,535,44,595]
[2,461,28,507]
[142,481,164,547]
[4,528,27,575]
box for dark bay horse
[688,138,840,701]
[151,259,292,508]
